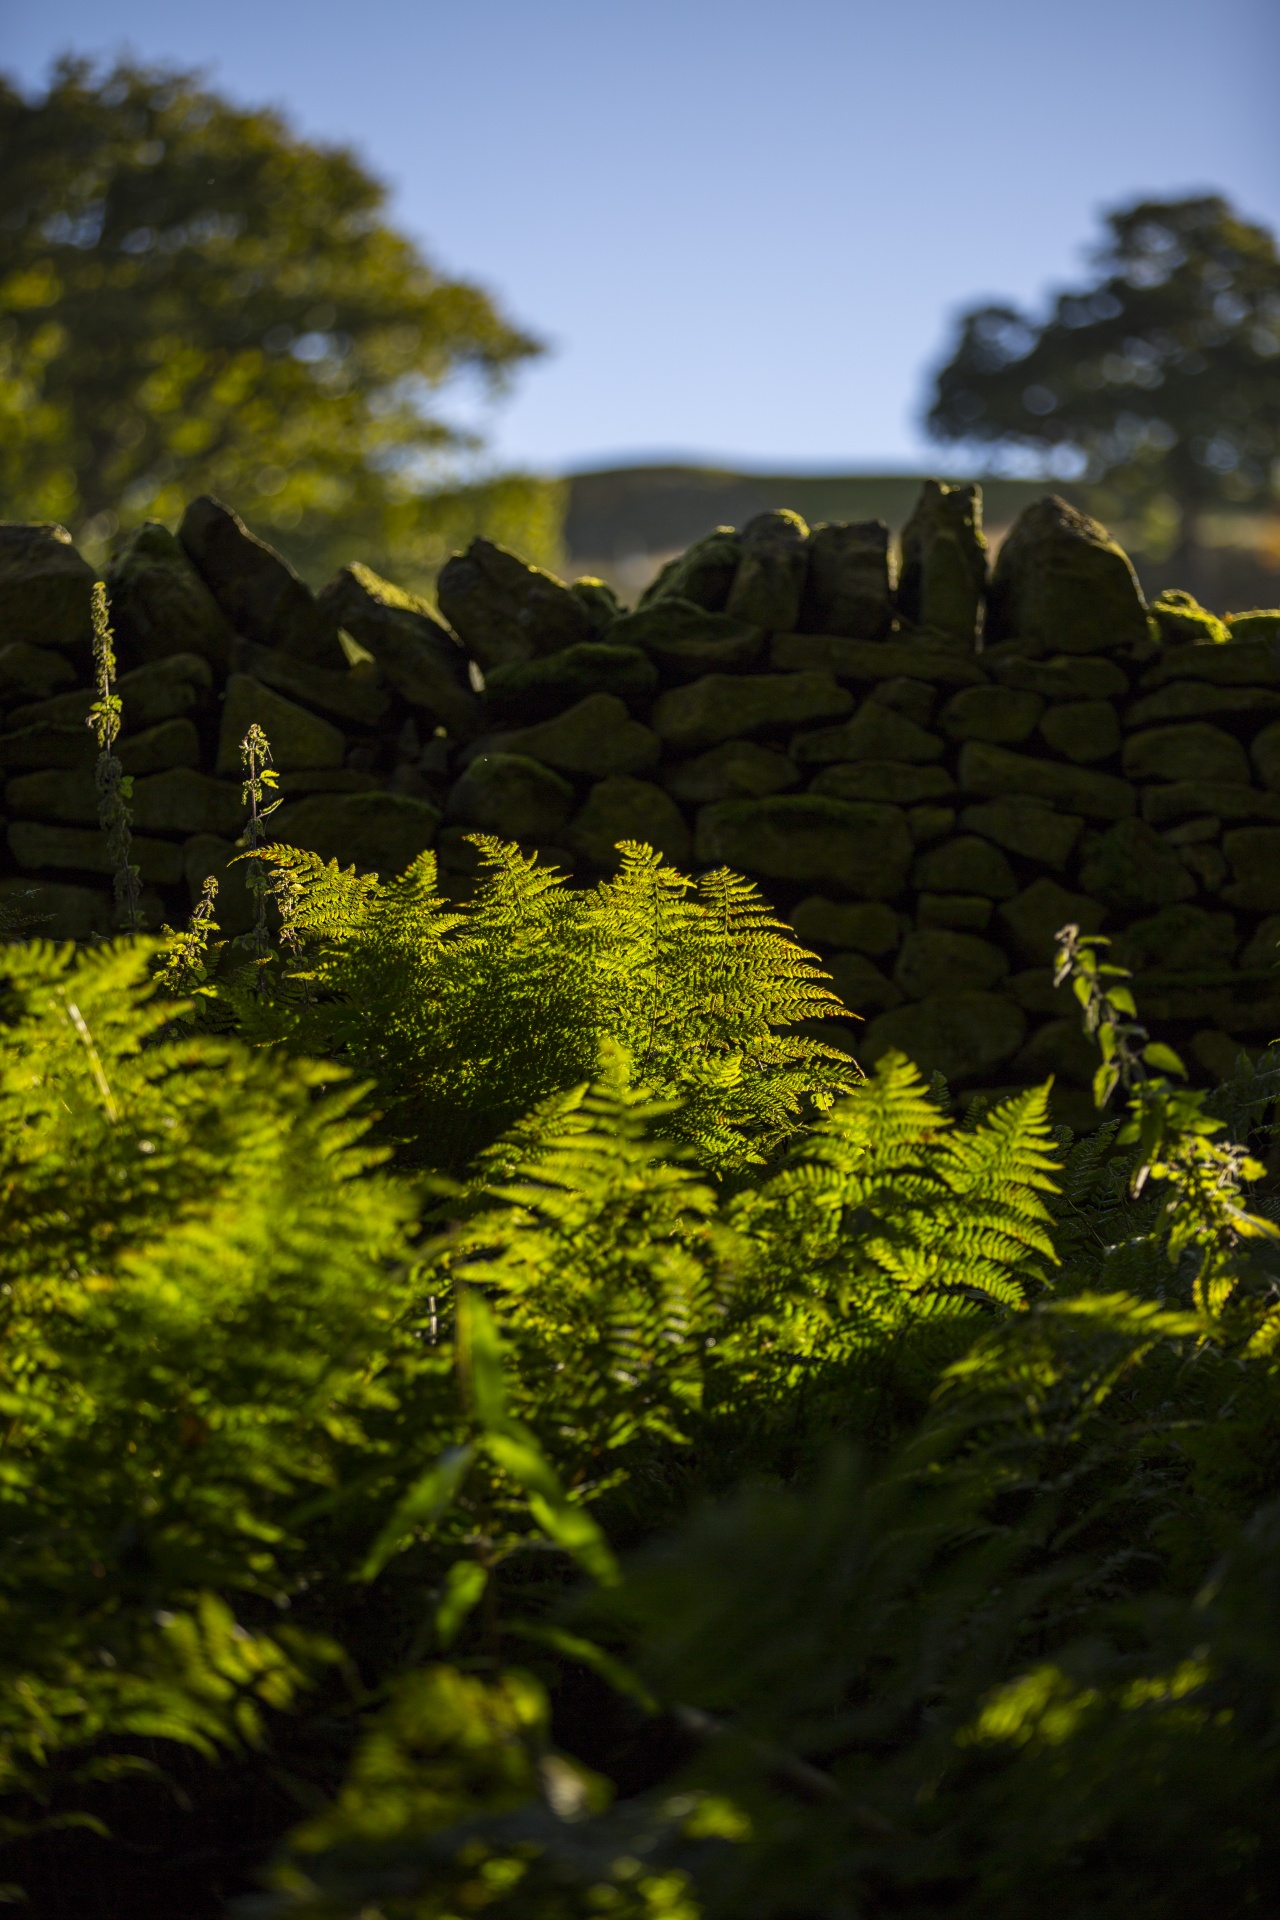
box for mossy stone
[1110,905,1238,973]
[1139,637,1280,690]
[319,562,482,737]
[1125,683,1280,728]
[178,495,345,668]
[1149,588,1229,648]
[0,641,77,705]
[0,724,95,774]
[958,741,1135,820]
[1124,723,1249,784]
[1078,819,1196,912]
[941,685,1043,744]
[105,521,234,672]
[1179,843,1228,894]
[270,791,441,877]
[1039,700,1121,764]
[653,672,850,753]
[1250,723,1280,792]
[235,639,390,729]
[436,537,592,670]
[985,652,1129,701]
[639,528,741,614]
[446,753,574,841]
[1013,1018,1099,1088]
[0,523,96,652]
[896,482,986,645]
[118,719,201,776]
[799,521,892,639]
[490,693,660,779]
[859,993,1026,1085]
[1226,612,1280,644]
[662,742,798,804]
[216,675,345,775]
[793,705,943,767]
[960,798,1082,868]
[0,877,112,942]
[811,761,954,804]
[725,510,809,631]
[568,577,624,636]
[1222,828,1280,911]
[827,951,902,1014]
[695,796,912,899]
[1240,915,1280,970]
[908,805,955,845]
[7,820,183,885]
[913,835,1017,899]
[999,877,1104,964]
[985,496,1149,655]
[791,896,901,954]
[1141,782,1280,828]
[771,632,986,687]
[5,766,99,825]
[482,643,658,724]
[5,766,240,836]
[894,928,1009,999]
[569,777,692,870]
[606,601,763,680]
[870,677,937,726]
[917,893,993,932]
[10,652,212,734]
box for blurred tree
[926,196,1280,559]
[0,57,561,585]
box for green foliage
[927,194,1280,539]
[0,57,560,585]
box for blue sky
[4,0,1277,476]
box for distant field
[562,463,1280,610]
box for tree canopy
[0,58,558,584]
[926,195,1280,550]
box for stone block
[896,481,986,645]
[1078,819,1196,911]
[0,877,112,942]
[1191,1030,1256,1082]
[793,705,943,766]
[487,693,660,779]
[1109,904,1239,974]
[483,643,657,723]
[1225,612,1280,643]
[127,769,245,837]
[907,805,955,845]
[999,877,1104,965]
[1250,722,1280,792]
[770,632,986,687]
[569,776,692,870]
[1241,915,1280,971]
[662,742,799,804]
[894,927,1008,999]
[0,641,77,705]
[1124,723,1249,784]
[319,562,482,737]
[1179,843,1228,894]
[985,651,1129,701]
[917,893,993,933]
[6,767,98,825]
[791,896,901,954]
[8,820,183,885]
[1140,638,1280,689]
[568,577,624,636]
[798,520,892,638]
[1039,700,1121,763]
[276,769,382,796]
[695,796,912,898]
[958,740,1136,820]
[105,521,234,672]
[859,992,1026,1085]
[1148,588,1229,648]
[9,651,212,734]
[913,835,1017,899]
[1010,969,1078,1016]
[606,601,763,680]
[1164,815,1222,846]
[985,496,1149,655]
[235,639,389,729]
[446,753,575,842]
[810,761,954,804]
[216,675,345,775]
[941,685,1043,743]
[725,509,809,631]
[869,677,937,726]
[638,528,741,613]
[178,495,345,667]
[0,523,96,652]
[1141,782,1280,828]
[118,719,202,776]
[1013,1018,1098,1088]
[437,537,592,670]
[1125,683,1280,728]
[653,672,850,753]
[0,724,95,774]
[271,791,441,877]
[960,798,1082,868]
[827,950,902,1014]
[1222,828,1280,911]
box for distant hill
[562,464,1280,610]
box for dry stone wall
[2,485,1279,1128]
